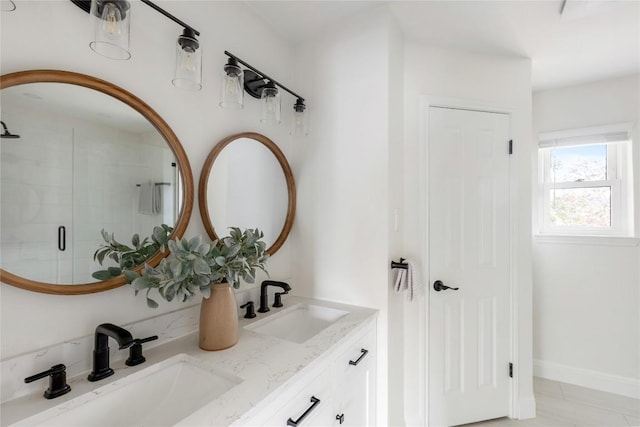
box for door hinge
[509,362,513,378]
[508,139,513,155]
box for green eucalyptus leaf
[92,270,113,280]
[95,249,110,265]
[107,267,122,277]
[171,239,181,251]
[94,226,268,309]
[196,276,210,287]
[186,283,198,296]
[143,263,159,275]
[164,282,177,301]
[132,276,157,291]
[227,244,241,258]
[193,257,211,275]
[200,286,211,299]
[171,269,186,284]
[170,259,183,278]
[146,296,159,309]
[153,225,169,243]
[123,270,139,283]
[188,235,202,251]
[198,242,211,256]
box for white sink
[11,354,241,427]
[245,303,349,343]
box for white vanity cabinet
[243,320,377,427]
[262,367,335,426]
[332,328,376,426]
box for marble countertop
[1,297,377,426]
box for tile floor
[460,377,640,427]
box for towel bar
[136,182,171,187]
[390,258,408,270]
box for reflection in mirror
[207,139,287,246]
[0,70,193,295]
[199,133,295,256]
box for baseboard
[533,359,640,399]
[516,395,537,420]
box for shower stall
[1,101,177,285]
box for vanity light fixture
[89,0,131,60]
[72,0,202,90]
[220,57,244,109]
[1,0,16,12]
[260,80,280,125]
[173,28,202,91]
[221,51,308,134]
[292,98,309,136]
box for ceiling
[243,0,640,91]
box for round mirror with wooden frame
[0,70,194,295]
[199,132,295,256]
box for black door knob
[433,280,459,292]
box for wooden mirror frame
[0,70,194,295]
[198,132,296,256]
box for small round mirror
[198,132,295,255]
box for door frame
[418,96,521,425]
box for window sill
[533,234,640,247]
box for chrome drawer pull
[349,348,369,366]
[287,396,320,426]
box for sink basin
[12,354,241,427]
[246,303,348,343]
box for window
[538,123,633,236]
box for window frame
[537,123,633,237]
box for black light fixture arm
[140,0,200,36]
[224,51,304,102]
[71,0,199,36]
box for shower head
[1,121,20,139]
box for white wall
[387,16,406,427]
[532,75,640,398]
[292,14,536,424]
[291,7,399,425]
[402,44,535,421]
[1,1,295,359]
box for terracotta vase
[199,282,239,351]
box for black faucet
[87,323,134,382]
[258,280,292,313]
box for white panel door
[428,107,511,427]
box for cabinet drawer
[334,328,376,378]
[263,368,334,427]
[333,327,377,426]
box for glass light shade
[1,0,16,12]
[89,0,131,60]
[219,63,244,109]
[291,109,309,136]
[260,85,280,125]
[291,100,309,136]
[172,30,202,91]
